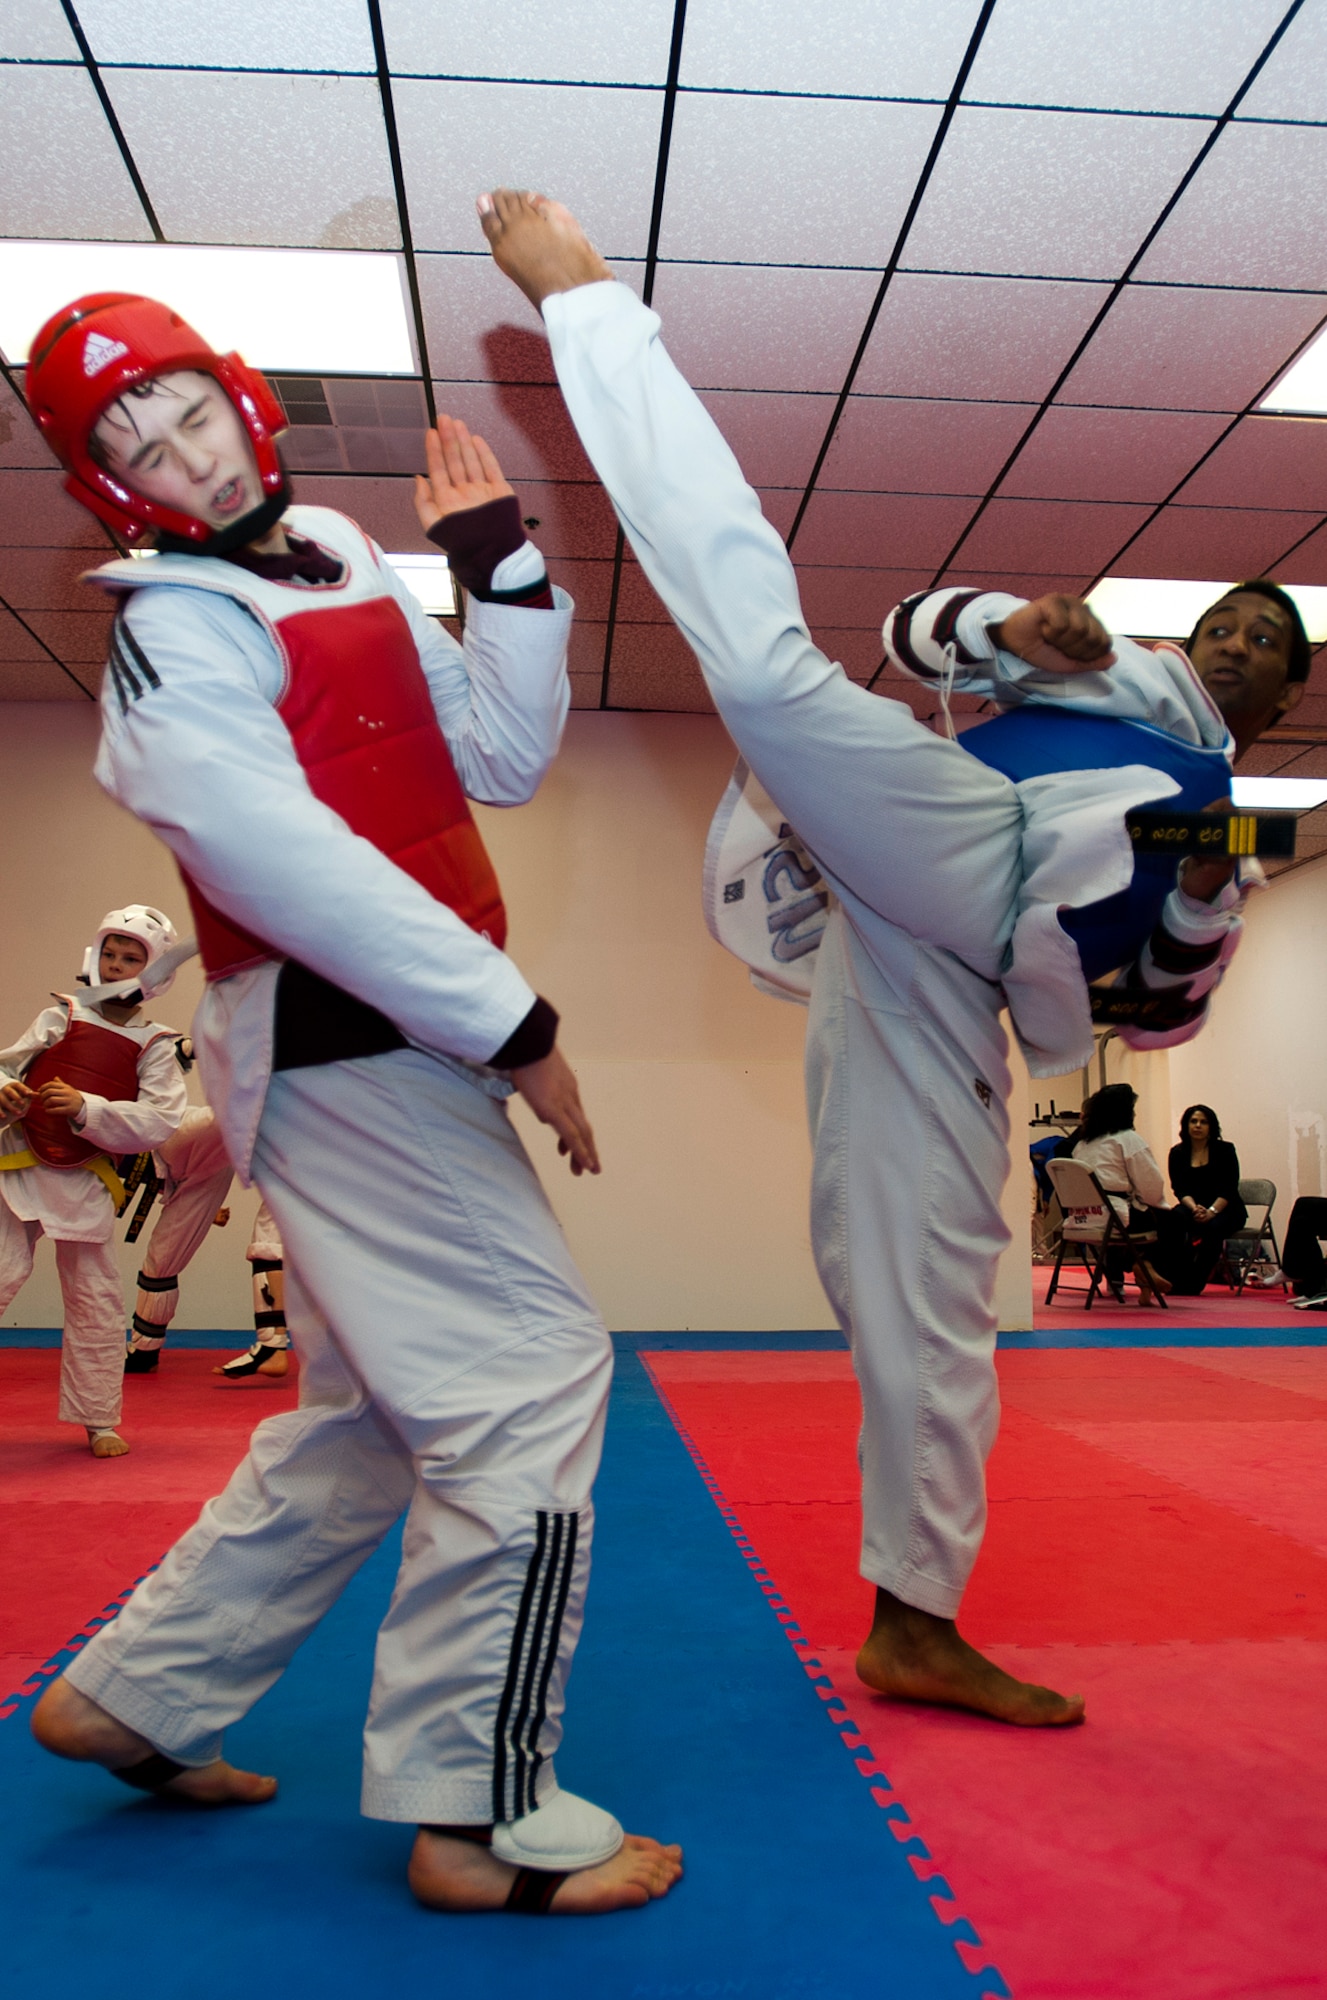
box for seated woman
[1166,1105,1247,1294]
[1072,1083,1174,1306]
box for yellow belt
[0,1148,127,1207]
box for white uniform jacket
[0,1000,186,1242]
[88,505,572,1176]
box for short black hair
[1079,1083,1137,1142]
[1178,1103,1222,1144]
[1186,579,1312,684]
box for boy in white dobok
[479,191,1297,1731]
[26,290,679,1914]
[0,907,187,1455]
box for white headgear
[79,904,180,1000]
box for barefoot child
[25,291,679,1913]
[0,906,187,1455]
[479,190,1303,1729]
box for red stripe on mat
[644,1346,1327,2000]
[0,1348,296,1705]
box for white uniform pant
[0,1203,123,1428]
[66,1048,613,1824]
[808,910,1011,1618]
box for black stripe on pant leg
[525,1512,579,1809]
[492,1512,549,1824]
[510,1514,566,1818]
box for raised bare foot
[856,1587,1084,1727]
[31,1676,277,1804]
[408,1828,683,1914]
[476,188,613,311]
[87,1427,129,1458]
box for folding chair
[1218,1178,1282,1294]
[1045,1157,1168,1310]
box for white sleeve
[370,542,572,806]
[94,586,536,1065]
[0,1008,67,1126]
[78,1033,188,1154]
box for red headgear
[26,292,287,546]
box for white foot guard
[491,1791,624,1872]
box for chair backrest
[1238,1178,1275,1210]
[1047,1157,1111,1240]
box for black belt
[1125,809,1297,859]
[273,961,407,1072]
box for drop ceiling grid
[0,1,1324,725]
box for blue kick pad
[2,1352,990,1999]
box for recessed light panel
[384,554,456,618]
[0,241,415,376]
[1259,322,1327,414]
[1088,576,1327,644]
[1231,777,1327,810]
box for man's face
[90,369,261,530]
[98,933,149,985]
[1188,591,1303,733]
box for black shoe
[124,1346,161,1374]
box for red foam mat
[644,1347,1327,2000]
[0,1348,296,1703]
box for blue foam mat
[2,1351,993,2000]
[8,1324,1327,1350]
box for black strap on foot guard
[112,1751,188,1793]
[505,1866,569,1913]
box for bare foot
[409,1827,683,1914]
[87,1427,129,1458]
[477,188,613,311]
[31,1676,277,1804]
[856,1587,1084,1727]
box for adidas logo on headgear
[83,330,130,377]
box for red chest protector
[21,1007,143,1167]
[176,549,506,981]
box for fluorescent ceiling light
[1260,328,1327,414]
[0,241,415,376]
[384,554,456,618]
[1231,776,1327,811]
[1087,576,1327,644]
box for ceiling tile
[1267,521,1327,587]
[0,602,49,662]
[429,382,596,481]
[567,621,607,678]
[792,489,977,567]
[608,624,714,712]
[79,0,375,68]
[567,673,603,710]
[1000,407,1231,502]
[22,607,113,662]
[905,106,1212,281]
[381,0,675,85]
[0,546,94,609]
[1238,5,1327,122]
[808,627,889,681]
[758,489,799,539]
[696,391,832,490]
[820,397,1030,494]
[0,471,112,548]
[679,0,983,95]
[0,68,152,241]
[551,561,616,621]
[659,95,940,265]
[287,474,433,547]
[854,273,1111,400]
[105,71,399,248]
[1138,124,1327,290]
[648,265,881,390]
[0,380,49,470]
[419,254,556,382]
[955,497,1153,573]
[0,661,92,700]
[937,568,1096,595]
[1111,505,1322,579]
[963,0,1291,115]
[395,79,659,258]
[1174,416,1327,512]
[2,1,80,59]
[615,558,670,622]
[1058,284,1327,411]
[295,471,619,559]
[793,566,933,627]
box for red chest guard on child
[177,556,507,981]
[21,1010,142,1167]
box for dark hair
[1186,579,1312,684]
[1179,1103,1222,1145]
[1079,1083,1137,1142]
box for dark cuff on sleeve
[426,494,550,602]
[489,995,559,1070]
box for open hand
[37,1078,85,1121]
[413,415,513,535]
[511,1047,601,1176]
[0,1079,33,1119]
[992,594,1116,676]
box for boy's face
[98,933,150,985]
[90,369,262,531]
